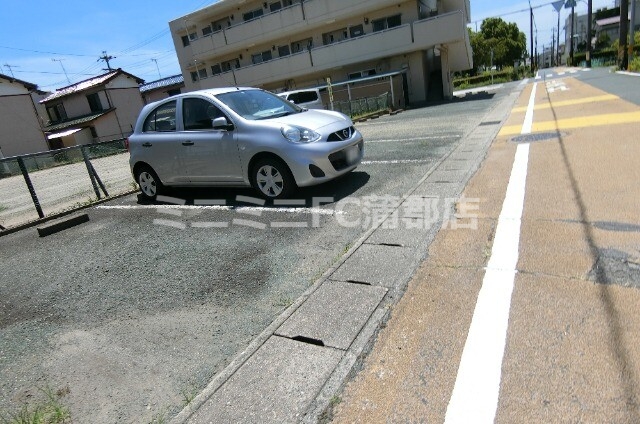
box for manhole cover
[511,132,563,143]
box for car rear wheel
[135,166,163,200]
[252,158,296,199]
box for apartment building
[169,0,472,104]
[0,74,49,157]
[40,69,145,148]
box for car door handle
[142,142,152,147]
[182,140,194,146]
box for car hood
[268,109,352,132]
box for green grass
[0,386,71,424]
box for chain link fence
[332,92,391,118]
[0,139,134,230]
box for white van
[278,88,325,109]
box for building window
[211,64,222,75]
[211,17,228,31]
[190,71,199,82]
[182,32,197,47]
[278,45,291,57]
[46,103,67,123]
[348,69,377,80]
[243,8,264,22]
[291,38,313,53]
[349,24,364,38]
[198,68,208,79]
[270,1,282,12]
[251,50,273,65]
[202,26,213,36]
[86,93,103,112]
[322,28,348,45]
[221,59,240,72]
[372,14,402,32]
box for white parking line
[96,204,341,215]
[445,83,536,423]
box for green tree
[472,18,527,71]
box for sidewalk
[331,75,640,422]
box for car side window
[183,98,225,130]
[143,101,177,132]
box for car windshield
[216,89,303,120]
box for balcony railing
[412,11,466,47]
[190,30,227,57]
[234,51,313,86]
[303,0,397,25]
[311,24,413,70]
[225,4,306,46]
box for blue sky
[0,0,617,91]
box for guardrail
[0,139,133,230]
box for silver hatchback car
[128,87,364,200]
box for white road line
[444,83,536,424]
[366,135,460,143]
[96,204,341,215]
[361,159,431,165]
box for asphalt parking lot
[0,86,516,422]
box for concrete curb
[0,189,138,238]
[36,213,90,237]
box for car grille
[328,140,363,171]
[327,126,355,142]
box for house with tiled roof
[40,69,145,149]
[0,74,49,157]
[139,74,185,104]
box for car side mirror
[212,117,233,130]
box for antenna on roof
[3,63,18,78]
[51,58,71,84]
[98,51,116,71]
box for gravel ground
[0,90,507,423]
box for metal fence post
[17,156,45,218]
[81,146,102,200]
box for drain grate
[511,132,563,143]
[479,120,501,126]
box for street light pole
[586,0,592,67]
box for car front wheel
[252,158,296,199]
[135,166,163,201]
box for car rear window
[143,101,177,132]
[288,91,318,104]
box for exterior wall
[104,86,145,137]
[0,81,49,156]
[171,0,471,104]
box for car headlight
[281,125,321,143]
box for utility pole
[619,0,629,70]
[52,58,71,83]
[586,0,593,67]
[570,3,575,66]
[530,5,535,73]
[631,0,637,63]
[552,1,564,65]
[98,51,116,71]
